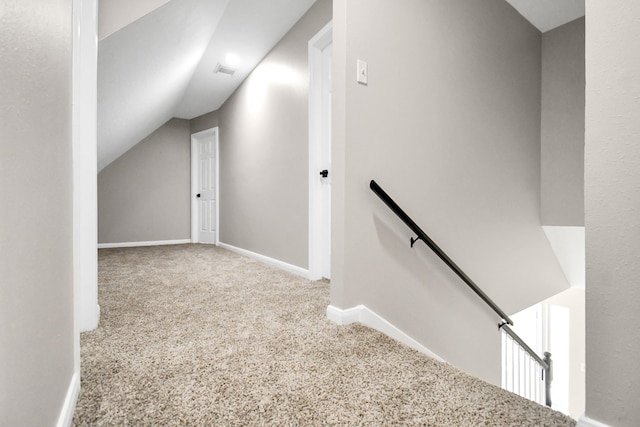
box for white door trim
[191,127,220,244]
[308,21,333,281]
[68,0,98,423]
[72,0,100,335]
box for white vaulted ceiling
[97,0,586,172]
[97,0,316,171]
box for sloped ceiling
[97,0,585,172]
[98,0,172,40]
[175,0,317,119]
[505,0,584,33]
[97,0,316,172]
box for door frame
[69,0,99,424]
[308,21,332,280]
[191,127,220,244]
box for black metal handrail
[370,179,513,325]
[369,179,553,407]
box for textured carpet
[73,244,575,426]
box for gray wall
[585,1,640,425]
[0,0,76,424]
[98,118,191,244]
[217,0,332,268]
[541,18,585,226]
[332,0,569,384]
[190,110,219,135]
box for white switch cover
[357,59,368,85]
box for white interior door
[319,42,332,279]
[308,22,332,281]
[191,128,218,244]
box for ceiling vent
[214,63,236,77]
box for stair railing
[501,323,552,406]
[369,179,552,407]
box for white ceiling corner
[504,0,585,33]
[98,0,172,40]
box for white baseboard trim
[98,239,191,249]
[326,304,445,362]
[218,242,309,279]
[56,371,80,427]
[327,304,362,325]
[578,415,612,427]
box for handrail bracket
[370,179,552,407]
[369,179,514,326]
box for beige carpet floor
[73,244,575,426]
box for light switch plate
[357,59,368,85]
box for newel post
[544,351,553,407]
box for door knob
[320,169,329,178]
[196,193,201,198]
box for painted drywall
[98,0,319,173]
[98,118,191,244]
[98,0,170,40]
[175,0,318,119]
[217,0,332,269]
[541,17,585,226]
[543,226,585,288]
[97,0,229,172]
[585,1,640,425]
[0,0,76,424]
[505,0,585,33]
[191,110,220,135]
[332,0,570,384]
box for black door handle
[320,169,329,178]
[196,193,201,198]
